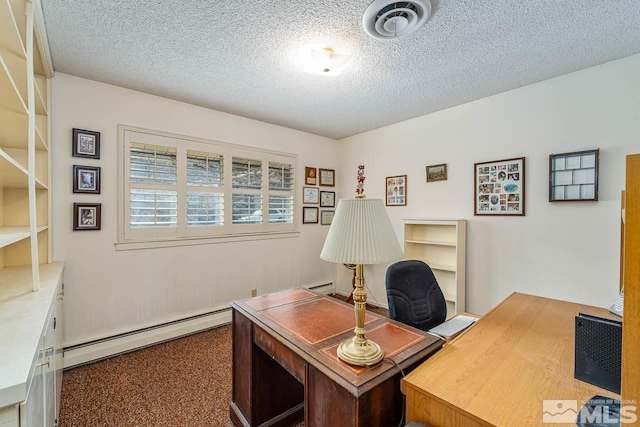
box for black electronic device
[574,313,622,394]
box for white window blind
[129,143,178,229]
[186,151,224,227]
[268,161,294,224]
[120,127,298,246]
[232,157,263,225]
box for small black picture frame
[302,207,318,224]
[72,128,101,159]
[73,165,101,194]
[73,203,101,231]
[320,191,335,207]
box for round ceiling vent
[362,0,432,39]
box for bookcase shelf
[0,3,61,426]
[0,225,47,249]
[1,0,52,285]
[403,219,466,317]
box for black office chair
[385,260,447,331]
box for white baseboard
[64,283,335,369]
[63,309,231,369]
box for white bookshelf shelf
[0,226,47,250]
[403,219,466,317]
[404,239,456,247]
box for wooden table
[230,289,443,427]
[402,292,622,427]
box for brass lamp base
[337,264,385,367]
[337,337,384,366]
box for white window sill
[115,231,300,251]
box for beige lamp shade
[320,198,403,265]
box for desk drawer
[254,325,306,384]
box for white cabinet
[53,287,63,418]
[21,299,55,427]
[0,265,63,427]
[20,346,44,427]
[403,219,466,317]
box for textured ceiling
[40,1,640,139]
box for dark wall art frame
[549,149,599,202]
[320,191,335,207]
[72,128,101,159]
[385,175,407,206]
[73,165,101,194]
[474,157,525,216]
[302,206,319,224]
[73,202,102,230]
[426,164,448,182]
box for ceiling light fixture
[303,47,352,76]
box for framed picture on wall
[73,165,101,194]
[320,191,335,207]
[320,210,335,225]
[549,149,599,202]
[303,186,319,204]
[319,168,335,186]
[385,175,407,206]
[305,167,317,185]
[303,207,318,224]
[73,203,102,230]
[72,128,101,159]
[426,164,447,182]
[474,157,525,216]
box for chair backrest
[385,259,447,331]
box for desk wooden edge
[402,381,496,427]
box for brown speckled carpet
[58,325,236,427]
[58,295,388,427]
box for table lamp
[320,197,403,366]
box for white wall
[53,53,640,346]
[336,54,640,315]
[51,74,339,347]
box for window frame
[117,125,298,250]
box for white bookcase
[0,1,64,426]
[1,0,53,287]
[403,219,466,317]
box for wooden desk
[230,289,443,427]
[402,292,621,427]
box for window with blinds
[268,161,294,224]
[120,128,297,245]
[129,143,178,228]
[186,151,223,227]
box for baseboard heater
[306,282,335,294]
[64,283,334,369]
[63,307,232,369]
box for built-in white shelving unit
[0,1,64,425]
[403,219,466,317]
[1,0,53,288]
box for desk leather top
[231,288,443,390]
